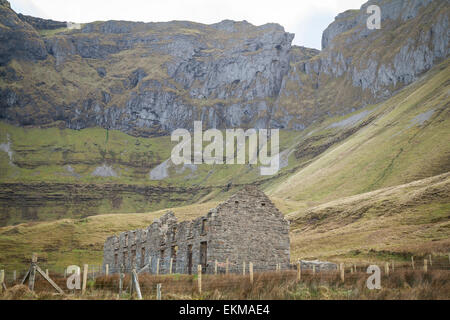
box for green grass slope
[269,59,450,204]
[1,59,449,226]
[289,172,450,263]
[0,172,448,271]
[0,119,305,225]
[0,201,219,271]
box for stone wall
[103,186,290,274]
[207,187,290,273]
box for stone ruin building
[102,186,290,274]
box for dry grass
[1,172,448,271]
[2,268,449,300]
[0,201,220,271]
[270,60,450,203]
[288,172,450,262]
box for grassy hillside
[0,173,448,271]
[1,60,449,226]
[277,0,449,130]
[269,59,450,204]
[0,121,304,225]
[0,202,219,272]
[0,123,173,184]
[289,172,450,263]
[0,121,304,185]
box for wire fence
[1,255,449,299]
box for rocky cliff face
[321,0,448,96]
[0,1,295,136]
[276,0,449,129]
[277,0,450,128]
[0,0,47,65]
[17,13,67,31]
[0,0,448,135]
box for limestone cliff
[0,0,295,136]
[276,0,449,128]
[0,0,47,65]
[0,0,448,135]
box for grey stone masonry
[102,186,290,274]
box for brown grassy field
[1,266,449,300]
[0,173,448,272]
[288,172,450,263]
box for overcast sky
[9,0,367,49]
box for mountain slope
[0,0,295,136]
[0,0,449,230]
[0,172,448,270]
[288,172,450,262]
[0,121,306,226]
[270,59,450,204]
[1,59,448,225]
[0,0,448,135]
[0,0,449,271]
[276,0,449,129]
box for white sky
[9,0,367,49]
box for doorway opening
[187,245,193,275]
[200,241,207,273]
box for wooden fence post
[243,262,246,275]
[105,264,109,276]
[130,269,134,296]
[296,261,301,282]
[214,260,218,275]
[135,269,142,300]
[34,265,64,294]
[249,262,254,285]
[169,258,173,275]
[156,283,162,300]
[429,254,432,267]
[82,264,88,295]
[29,265,36,291]
[424,259,428,273]
[149,256,152,274]
[411,256,415,270]
[132,268,142,300]
[0,270,4,294]
[312,265,316,275]
[13,270,16,282]
[119,265,124,296]
[29,254,37,291]
[197,265,202,294]
[354,264,357,273]
[385,262,389,276]
[226,258,229,275]
[340,263,345,283]
[156,258,160,275]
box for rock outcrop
[276,0,449,129]
[0,0,448,135]
[17,13,67,30]
[0,0,47,65]
[321,0,448,96]
[0,0,295,135]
